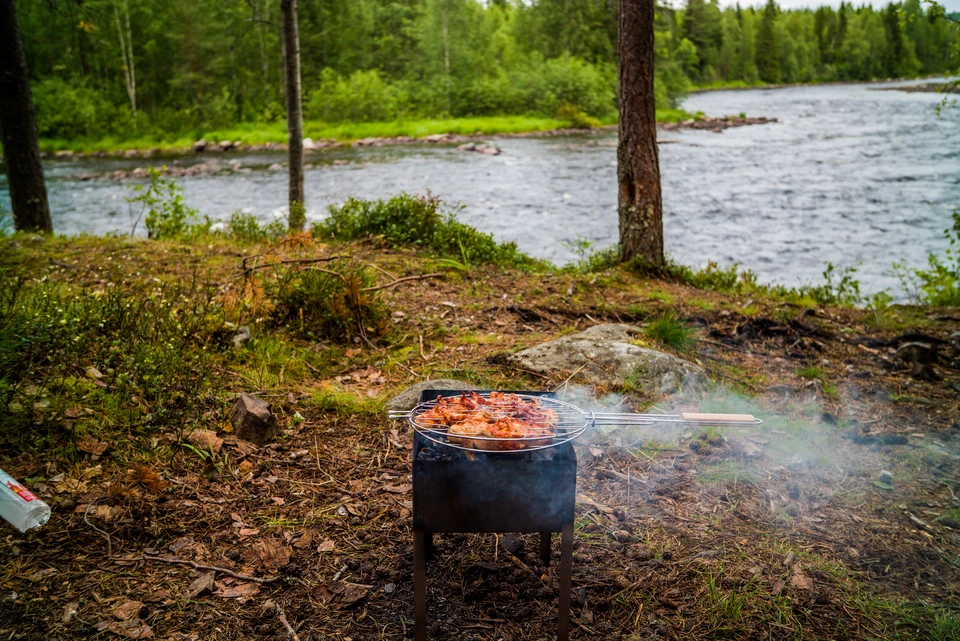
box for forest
[13,0,960,146]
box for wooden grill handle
[680,412,757,424]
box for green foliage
[305,69,403,122]
[556,103,600,129]
[225,212,286,243]
[894,210,960,306]
[796,365,825,380]
[644,312,695,350]
[0,269,225,453]
[313,193,544,269]
[127,168,199,240]
[19,0,956,149]
[272,260,390,342]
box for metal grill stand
[412,390,576,641]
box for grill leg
[557,521,573,641]
[425,530,435,561]
[414,528,427,641]
[539,531,551,567]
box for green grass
[36,111,693,154]
[644,312,694,350]
[796,365,825,380]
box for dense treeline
[16,0,958,142]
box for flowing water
[2,79,958,296]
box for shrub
[556,103,600,129]
[644,312,695,350]
[127,168,198,239]
[313,193,545,269]
[31,77,133,139]
[226,212,285,243]
[0,270,225,453]
[305,68,404,123]
[273,260,390,342]
[895,210,960,306]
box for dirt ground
[1,236,958,640]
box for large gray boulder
[385,379,479,411]
[508,323,708,397]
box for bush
[31,77,133,139]
[556,103,600,129]
[0,270,225,453]
[226,212,286,243]
[895,210,960,306]
[305,68,404,123]
[127,168,199,239]
[273,260,390,342]
[313,193,544,269]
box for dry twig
[144,555,281,585]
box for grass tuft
[644,312,695,350]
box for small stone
[499,533,525,557]
[383,583,396,594]
[267,163,283,171]
[192,139,207,152]
[230,394,280,445]
[783,551,797,567]
[879,469,893,486]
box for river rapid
[2,79,958,297]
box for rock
[25,234,45,245]
[423,133,449,143]
[384,583,396,594]
[507,324,709,395]
[385,379,479,411]
[457,142,476,152]
[123,149,139,158]
[475,144,501,155]
[55,150,74,159]
[231,326,251,348]
[217,140,234,151]
[5,241,22,251]
[230,394,280,445]
[730,438,763,459]
[896,342,936,365]
[879,469,893,486]
[499,533,525,556]
[302,137,318,151]
[192,139,207,152]
[267,163,283,171]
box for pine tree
[755,0,780,83]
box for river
[2,79,958,297]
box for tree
[618,0,663,266]
[0,0,52,233]
[281,0,305,232]
[755,0,780,83]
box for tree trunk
[114,0,137,120]
[617,0,663,266]
[0,0,52,233]
[281,0,305,232]
[255,0,271,108]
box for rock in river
[507,323,708,397]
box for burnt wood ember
[412,390,577,641]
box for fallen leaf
[382,484,412,494]
[316,540,335,553]
[215,583,260,599]
[185,572,216,600]
[97,619,154,639]
[186,429,223,453]
[790,566,814,593]
[127,466,169,493]
[26,567,58,582]
[294,529,315,550]
[77,436,109,459]
[167,537,195,553]
[238,528,260,537]
[237,460,254,477]
[85,366,104,379]
[62,601,79,625]
[64,407,81,418]
[338,582,373,607]
[270,496,285,506]
[112,601,145,621]
[255,539,292,572]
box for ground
[0,233,958,641]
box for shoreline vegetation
[1,195,959,639]
[26,110,777,165]
[8,76,950,160]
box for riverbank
[1,218,958,639]
[688,74,949,94]
[13,109,742,160]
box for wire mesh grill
[389,391,762,454]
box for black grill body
[412,390,576,641]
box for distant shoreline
[689,74,948,94]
